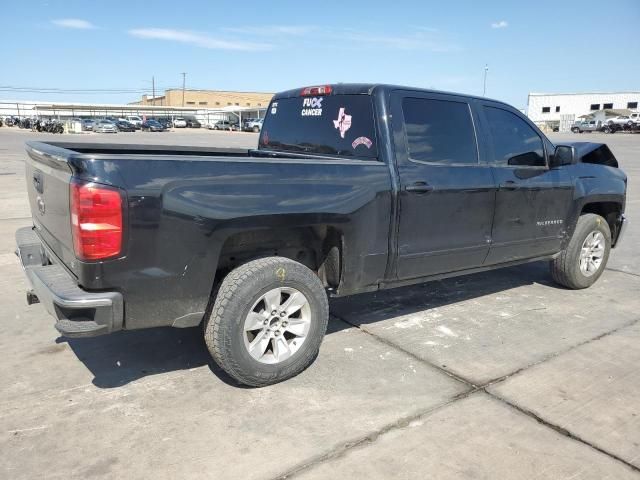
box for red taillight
[70,181,123,261]
[300,85,332,96]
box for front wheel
[550,213,611,289]
[204,257,329,386]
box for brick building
[131,89,274,109]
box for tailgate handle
[33,171,44,193]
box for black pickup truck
[16,84,627,386]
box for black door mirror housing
[550,145,575,168]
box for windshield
[259,94,378,159]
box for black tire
[204,257,329,386]
[550,213,611,289]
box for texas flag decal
[333,108,352,138]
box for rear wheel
[550,213,611,289]
[204,257,329,386]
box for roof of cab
[273,83,510,107]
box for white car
[125,115,143,127]
[606,115,631,126]
[93,120,118,133]
[243,118,263,132]
[173,117,187,128]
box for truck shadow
[58,261,555,388]
[330,261,555,328]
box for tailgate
[24,143,77,273]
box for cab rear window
[259,95,378,159]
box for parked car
[140,119,166,132]
[209,119,239,131]
[173,117,187,128]
[80,119,95,131]
[16,83,627,387]
[606,115,631,126]
[186,118,201,128]
[602,123,623,134]
[92,120,118,133]
[115,120,136,132]
[152,117,172,129]
[571,121,600,133]
[243,118,263,132]
[628,112,640,125]
[125,116,143,128]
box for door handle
[405,182,433,194]
[499,180,518,191]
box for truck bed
[23,140,392,330]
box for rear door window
[259,95,378,159]
[402,97,478,165]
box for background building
[132,89,273,109]
[1,88,274,127]
[527,92,640,132]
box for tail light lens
[70,181,123,261]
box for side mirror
[550,145,575,168]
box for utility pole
[152,76,155,106]
[483,64,489,97]
[181,72,187,107]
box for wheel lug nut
[280,312,286,317]
[282,321,288,327]
[263,319,269,325]
[271,310,277,315]
[275,330,280,336]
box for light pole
[181,72,187,107]
[483,64,489,97]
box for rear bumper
[15,227,123,338]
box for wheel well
[216,226,343,288]
[581,202,621,236]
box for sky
[2,0,639,109]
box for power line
[0,86,152,93]
[0,85,274,100]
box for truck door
[477,102,574,264]
[390,91,496,280]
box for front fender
[562,162,626,246]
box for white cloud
[491,20,508,29]
[128,28,272,52]
[51,18,97,29]
[222,25,317,36]
[338,30,459,52]
[126,25,457,53]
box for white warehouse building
[527,92,640,132]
